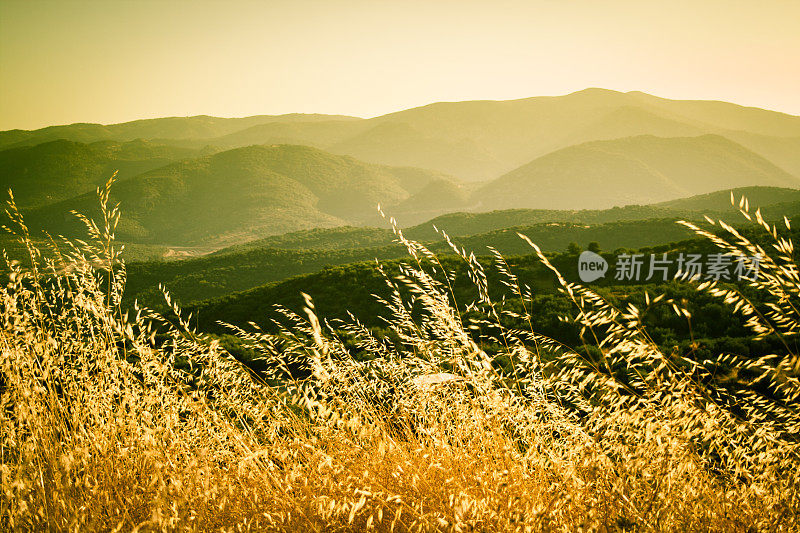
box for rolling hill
[182,236,726,337]
[399,186,800,239]
[0,139,203,208]
[124,216,703,308]
[654,186,800,212]
[474,135,800,210]
[5,89,799,183]
[0,113,360,150]
[329,89,800,180]
[23,144,462,246]
[211,185,800,254]
[117,185,800,309]
[720,131,800,178]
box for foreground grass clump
[1,182,799,531]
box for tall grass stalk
[1,182,798,531]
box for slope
[329,89,800,180]
[0,139,203,208]
[5,90,800,183]
[124,217,703,309]
[0,113,361,149]
[475,135,799,210]
[24,144,460,246]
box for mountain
[6,90,799,182]
[557,105,705,147]
[655,186,800,212]
[0,113,361,150]
[623,91,800,137]
[474,135,800,211]
[720,131,800,177]
[0,139,203,208]
[372,178,472,226]
[328,89,800,180]
[209,119,367,150]
[328,121,503,181]
[24,144,461,246]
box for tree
[567,242,582,255]
[588,241,601,253]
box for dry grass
[1,180,799,531]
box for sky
[1,0,799,130]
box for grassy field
[1,188,799,531]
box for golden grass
[1,180,798,531]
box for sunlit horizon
[2,0,799,130]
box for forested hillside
[21,144,463,246]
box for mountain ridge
[22,143,463,246]
[5,89,799,182]
[474,134,799,210]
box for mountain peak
[567,87,627,97]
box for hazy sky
[1,0,799,130]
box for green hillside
[119,183,800,310]
[475,135,799,210]
[403,206,679,240]
[0,139,202,208]
[214,186,800,255]
[23,144,461,246]
[397,186,800,239]
[183,239,736,340]
[210,226,395,255]
[0,233,173,263]
[124,217,703,308]
[125,243,408,308]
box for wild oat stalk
[0,184,797,531]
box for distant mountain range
[4,88,799,180]
[0,113,360,150]
[3,89,800,248]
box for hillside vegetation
[0,139,203,208]
[3,190,799,531]
[406,186,800,239]
[9,136,798,249]
[124,216,706,308]
[3,89,800,252]
[23,145,463,246]
[116,187,800,306]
